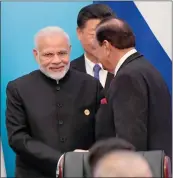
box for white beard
[40,62,70,81]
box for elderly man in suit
[71,4,116,93]
[94,17,172,158]
[6,26,103,178]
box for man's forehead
[41,48,69,53]
[37,36,69,51]
[40,34,67,42]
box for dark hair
[77,4,116,29]
[88,137,135,173]
[96,17,136,49]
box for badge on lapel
[101,98,108,104]
[84,109,90,116]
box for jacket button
[58,120,63,125]
[57,103,63,108]
[60,137,66,142]
[56,86,60,91]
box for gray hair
[34,26,70,49]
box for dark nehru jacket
[6,69,103,178]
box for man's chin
[102,66,114,74]
[40,63,70,81]
[40,68,66,81]
[48,71,66,80]
[102,65,109,71]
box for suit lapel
[72,55,86,73]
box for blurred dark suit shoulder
[71,55,86,73]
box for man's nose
[52,54,61,63]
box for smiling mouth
[50,66,64,71]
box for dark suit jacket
[6,69,103,178]
[70,55,114,93]
[96,52,172,158]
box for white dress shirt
[114,48,137,76]
[84,54,108,87]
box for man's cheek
[90,39,98,50]
[40,60,50,67]
[62,58,69,65]
[95,49,102,59]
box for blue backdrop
[1,1,172,177]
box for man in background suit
[6,26,103,178]
[94,17,172,158]
[71,4,115,92]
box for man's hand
[74,149,88,152]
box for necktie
[93,64,101,80]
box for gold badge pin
[84,109,90,116]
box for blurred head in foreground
[88,138,152,177]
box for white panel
[1,141,6,177]
[135,1,172,60]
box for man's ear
[76,27,82,41]
[33,49,39,63]
[69,45,72,53]
[102,40,110,49]
[103,40,111,56]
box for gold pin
[84,109,90,116]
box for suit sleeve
[111,73,148,150]
[95,88,116,141]
[96,81,105,111]
[6,82,62,177]
[95,80,117,141]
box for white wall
[135,1,172,60]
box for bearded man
[5,26,103,178]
